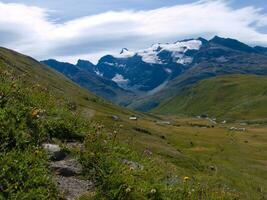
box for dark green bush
[0,148,58,200]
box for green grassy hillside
[1,47,267,199]
[154,74,267,120]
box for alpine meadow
[1,0,267,200]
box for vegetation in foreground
[0,48,266,199]
[0,62,242,199]
[0,67,89,199]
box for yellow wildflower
[183,176,190,182]
[31,108,40,119]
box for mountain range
[2,37,267,199]
[42,36,267,113]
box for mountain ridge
[42,36,267,112]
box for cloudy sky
[1,0,267,63]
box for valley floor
[97,114,267,199]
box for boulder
[42,143,66,161]
[50,159,82,177]
[54,176,93,200]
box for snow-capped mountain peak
[113,39,202,65]
[136,39,202,65]
[115,48,136,58]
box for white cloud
[0,0,267,63]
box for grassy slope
[1,47,267,199]
[134,117,267,200]
[0,47,136,118]
[154,74,267,120]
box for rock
[54,176,93,200]
[122,159,144,170]
[50,159,82,177]
[111,115,119,121]
[165,176,179,185]
[42,143,66,161]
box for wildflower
[183,176,190,182]
[31,108,40,119]
[125,187,131,193]
[151,189,157,194]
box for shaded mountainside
[42,39,204,101]
[41,59,135,105]
[154,74,267,120]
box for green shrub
[0,148,58,200]
[0,68,88,199]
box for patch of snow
[112,74,129,88]
[137,39,202,65]
[117,64,126,68]
[157,39,201,52]
[176,57,193,65]
[112,39,202,65]
[95,70,103,77]
[164,68,172,74]
[137,51,162,64]
[104,62,115,66]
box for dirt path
[43,143,93,200]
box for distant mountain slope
[130,36,267,111]
[154,74,267,120]
[42,36,267,112]
[41,59,135,105]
